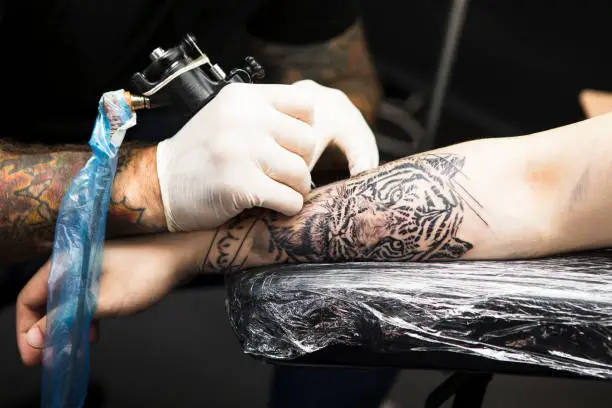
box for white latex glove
[156,81,379,232]
[156,82,319,232]
[292,79,379,175]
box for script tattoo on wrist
[202,214,262,272]
[202,154,484,273]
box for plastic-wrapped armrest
[226,250,612,380]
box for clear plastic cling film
[226,253,612,379]
[42,90,136,408]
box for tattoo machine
[127,34,265,116]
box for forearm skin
[0,141,164,263]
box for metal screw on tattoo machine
[127,34,265,116]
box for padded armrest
[226,250,612,380]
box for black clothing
[0,0,358,144]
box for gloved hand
[292,79,379,175]
[156,81,379,232]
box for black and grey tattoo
[202,153,485,272]
[203,213,262,272]
[264,154,484,262]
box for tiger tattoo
[264,153,482,262]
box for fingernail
[26,326,44,349]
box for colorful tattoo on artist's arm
[0,141,164,261]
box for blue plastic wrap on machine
[42,90,136,408]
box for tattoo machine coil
[128,34,265,116]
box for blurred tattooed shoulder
[264,153,485,263]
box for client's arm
[194,112,612,271]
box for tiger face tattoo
[264,154,482,263]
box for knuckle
[296,79,317,87]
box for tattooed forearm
[251,21,382,123]
[0,142,90,258]
[264,154,481,263]
[265,155,480,262]
[202,153,484,272]
[0,140,164,262]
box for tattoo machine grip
[129,34,265,117]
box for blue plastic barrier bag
[42,90,136,408]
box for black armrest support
[226,250,612,380]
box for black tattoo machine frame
[226,251,612,407]
[128,34,264,117]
